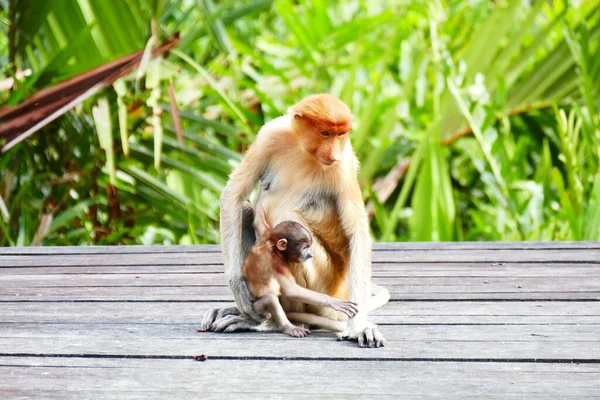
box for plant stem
[8,0,17,82]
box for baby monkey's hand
[282,324,311,338]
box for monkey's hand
[337,322,386,348]
[326,297,359,318]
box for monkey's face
[290,240,313,262]
[312,128,350,167]
[272,221,313,263]
[275,237,313,263]
[290,94,353,167]
[294,118,351,167]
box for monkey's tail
[367,283,391,313]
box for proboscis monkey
[201,94,390,347]
[242,209,358,337]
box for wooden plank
[1,283,598,301]
[2,301,599,325]
[372,241,600,250]
[2,249,600,267]
[1,262,599,276]
[2,275,600,299]
[0,244,219,255]
[1,357,598,398]
[1,241,600,255]
[3,269,600,285]
[2,273,600,291]
[1,291,597,301]
[2,320,598,343]
[0,253,222,267]
[0,323,598,360]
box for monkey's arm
[221,140,270,279]
[201,137,272,331]
[277,273,358,318]
[336,173,386,347]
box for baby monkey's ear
[276,238,288,251]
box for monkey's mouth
[317,157,338,166]
[298,253,313,262]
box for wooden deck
[1,242,599,399]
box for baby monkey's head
[269,221,313,263]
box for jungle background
[0,0,599,246]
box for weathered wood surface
[0,242,599,399]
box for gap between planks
[0,353,599,364]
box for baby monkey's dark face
[270,221,313,263]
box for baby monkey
[242,210,358,338]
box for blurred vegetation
[0,0,599,246]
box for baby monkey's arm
[277,273,359,317]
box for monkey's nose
[306,252,313,259]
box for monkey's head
[290,94,353,167]
[269,221,313,263]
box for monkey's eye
[338,132,348,137]
[321,131,331,137]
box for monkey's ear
[293,112,303,120]
[276,238,288,251]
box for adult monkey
[201,94,390,347]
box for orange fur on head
[290,94,353,166]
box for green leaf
[49,196,107,234]
[581,175,600,240]
[114,79,130,157]
[92,97,116,184]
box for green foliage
[1,0,599,246]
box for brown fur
[242,241,284,298]
[290,94,353,133]
[243,212,312,298]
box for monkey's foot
[200,306,239,331]
[282,324,311,338]
[337,323,386,348]
[211,314,262,333]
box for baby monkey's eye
[321,131,331,137]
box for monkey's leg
[254,295,310,338]
[201,202,267,332]
[287,312,347,332]
[252,295,274,318]
[336,194,386,348]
